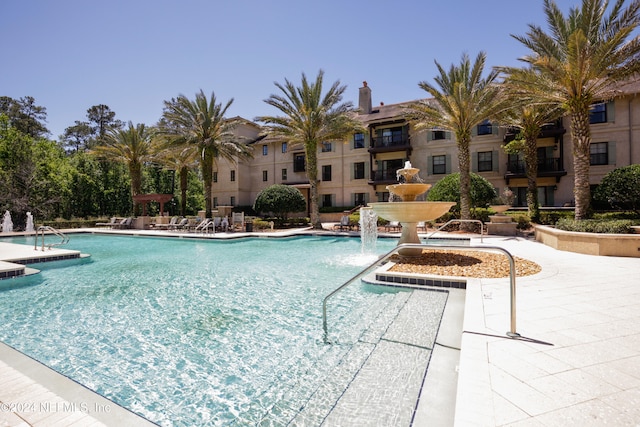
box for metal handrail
[34,226,69,251]
[425,219,484,243]
[322,243,519,343]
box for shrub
[593,164,640,215]
[427,172,497,211]
[511,214,532,230]
[555,218,635,234]
[538,210,574,225]
[253,185,306,219]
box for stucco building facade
[211,79,640,213]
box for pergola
[132,193,174,216]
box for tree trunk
[457,136,472,231]
[524,135,540,223]
[202,149,214,218]
[179,166,188,216]
[570,109,592,220]
[305,140,322,229]
[129,162,142,216]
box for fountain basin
[369,201,455,256]
[368,202,455,223]
[386,184,431,202]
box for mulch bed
[389,249,541,278]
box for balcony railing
[371,170,398,182]
[371,134,409,149]
[506,158,563,174]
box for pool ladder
[34,226,70,251]
[322,243,519,343]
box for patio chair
[417,221,427,232]
[333,215,351,231]
[154,216,180,230]
[95,217,118,228]
[385,221,401,232]
[192,218,213,233]
[171,217,190,231]
[112,217,133,229]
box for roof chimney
[359,81,372,114]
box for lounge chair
[112,217,133,229]
[385,221,401,232]
[333,215,351,231]
[96,217,118,228]
[193,218,213,233]
[154,216,180,229]
[171,217,190,230]
[417,221,427,232]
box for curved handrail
[34,226,69,251]
[425,219,484,243]
[322,243,519,343]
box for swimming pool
[0,234,447,426]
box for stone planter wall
[535,224,640,258]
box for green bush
[253,185,307,219]
[555,218,635,234]
[538,210,574,225]
[427,172,498,211]
[593,164,640,215]
[593,211,640,220]
[511,214,532,230]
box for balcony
[369,169,399,185]
[504,158,567,183]
[368,134,411,154]
[503,120,565,143]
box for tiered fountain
[368,162,455,256]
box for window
[477,151,493,172]
[293,154,305,172]
[590,142,608,165]
[281,168,287,181]
[262,170,268,181]
[230,170,236,182]
[322,194,333,208]
[213,197,218,208]
[353,193,366,206]
[322,165,332,181]
[354,133,365,149]
[589,103,607,124]
[432,155,446,175]
[476,120,493,136]
[354,162,365,180]
[262,145,268,156]
[213,171,218,183]
[432,130,446,140]
[281,142,288,153]
[321,141,332,152]
[230,196,235,206]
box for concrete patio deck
[0,229,639,425]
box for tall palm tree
[160,90,253,218]
[498,95,565,222]
[256,70,363,229]
[90,121,157,214]
[498,0,640,220]
[407,52,508,223]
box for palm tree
[90,121,157,214]
[155,144,199,216]
[160,90,253,218]
[498,96,565,222]
[256,70,363,229]
[407,52,507,223]
[498,0,640,220]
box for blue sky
[2,0,586,138]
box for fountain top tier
[387,161,430,202]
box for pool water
[0,234,437,426]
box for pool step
[0,242,88,280]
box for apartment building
[212,78,640,212]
